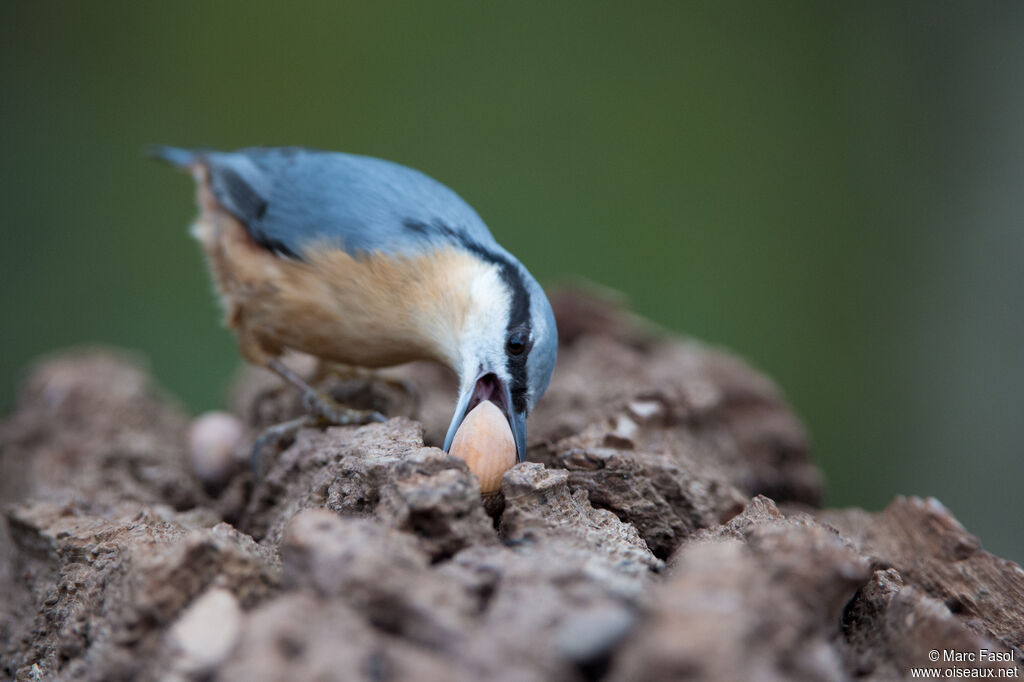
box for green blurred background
[2,2,1021,561]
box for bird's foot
[300,389,387,426]
[267,358,389,422]
[250,415,316,475]
[251,359,389,476]
[249,395,386,476]
[315,363,422,413]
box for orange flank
[188,165,498,370]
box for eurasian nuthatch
[152,146,557,469]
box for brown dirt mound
[1,287,1020,681]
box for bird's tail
[145,145,203,168]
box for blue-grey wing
[151,146,498,259]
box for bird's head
[441,251,557,462]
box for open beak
[443,373,527,462]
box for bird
[150,146,557,472]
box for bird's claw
[300,390,386,425]
[251,361,390,477]
[250,415,316,476]
[251,394,386,476]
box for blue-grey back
[155,146,499,259]
[152,144,558,413]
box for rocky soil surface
[1,288,1021,681]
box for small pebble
[604,414,639,449]
[168,587,242,673]
[187,411,245,486]
[627,399,665,422]
[555,604,636,662]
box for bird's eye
[506,332,527,356]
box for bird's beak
[443,373,527,462]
